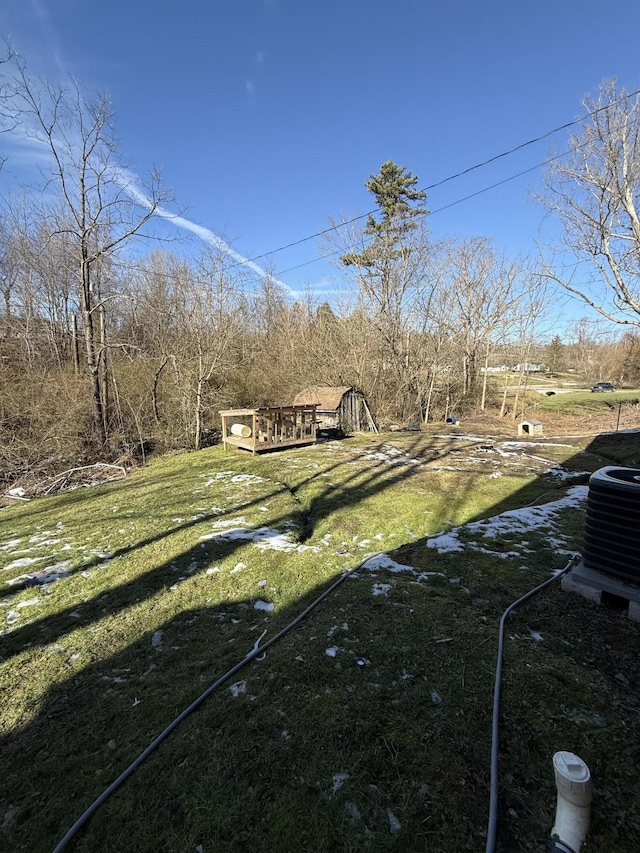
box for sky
[2,0,640,317]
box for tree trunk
[71,313,80,375]
[81,255,106,446]
[152,356,169,424]
[99,302,108,440]
[480,341,490,411]
[194,352,204,450]
[423,369,436,425]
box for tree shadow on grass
[2,429,640,851]
[0,573,496,852]
[0,435,488,656]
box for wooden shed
[292,386,377,433]
[219,404,318,454]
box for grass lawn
[1,426,640,852]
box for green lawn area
[534,388,640,415]
[1,429,639,852]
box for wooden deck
[219,405,318,454]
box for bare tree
[2,57,173,445]
[539,80,640,328]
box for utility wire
[270,143,585,278]
[94,137,587,292]
[221,86,640,273]
[36,88,640,296]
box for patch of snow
[387,809,402,833]
[3,556,43,571]
[209,516,248,529]
[546,467,590,481]
[151,630,163,650]
[6,561,73,586]
[0,539,22,551]
[254,600,274,612]
[3,805,18,830]
[345,802,361,823]
[362,555,419,573]
[202,522,319,554]
[426,532,464,554]
[325,646,339,657]
[501,441,575,449]
[472,546,527,559]
[331,772,349,795]
[427,485,587,556]
[5,574,29,587]
[229,680,247,697]
[232,474,263,484]
[372,583,392,596]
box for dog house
[219,405,318,454]
[518,418,543,437]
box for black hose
[484,558,576,853]
[52,556,378,852]
[549,838,577,853]
[54,552,576,852]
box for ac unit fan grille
[583,468,640,583]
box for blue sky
[2,0,640,309]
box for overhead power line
[56,87,640,295]
[221,86,640,273]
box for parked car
[591,382,615,392]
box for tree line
[1,54,640,481]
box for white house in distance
[480,363,547,374]
[511,363,547,373]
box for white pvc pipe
[551,751,592,853]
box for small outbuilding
[219,404,318,454]
[291,386,377,433]
[518,418,543,437]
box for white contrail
[114,168,296,296]
[1,96,296,295]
